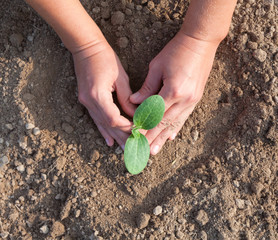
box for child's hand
[73,40,136,148]
[130,32,219,155]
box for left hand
[130,32,219,155]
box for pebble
[117,37,129,48]
[136,213,150,229]
[51,221,65,237]
[62,122,74,134]
[0,156,9,167]
[60,199,72,220]
[191,129,199,141]
[125,9,132,15]
[253,49,267,62]
[41,173,47,180]
[0,138,3,144]
[200,231,208,240]
[40,224,49,234]
[55,156,67,171]
[111,11,125,25]
[115,146,123,154]
[175,230,184,239]
[75,209,81,218]
[5,123,13,130]
[196,210,209,226]
[153,205,162,216]
[91,150,100,162]
[32,127,41,136]
[235,199,245,209]
[233,180,240,188]
[17,164,25,173]
[9,33,24,47]
[251,182,264,195]
[0,232,9,238]
[25,123,35,130]
[190,187,197,195]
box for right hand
[73,40,136,149]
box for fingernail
[152,145,160,155]
[131,92,141,101]
[121,144,125,150]
[105,138,110,146]
[170,133,176,140]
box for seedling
[124,95,165,175]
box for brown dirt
[0,0,277,239]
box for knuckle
[78,92,87,105]
[186,93,201,104]
[107,116,118,128]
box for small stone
[55,157,67,171]
[125,9,132,15]
[92,191,97,197]
[0,156,9,167]
[17,164,25,173]
[251,182,264,195]
[233,180,240,188]
[40,225,49,234]
[136,5,143,11]
[190,187,197,195]
[41,173,47,181]
[196,210,209,226]
[33,127,41,136]
[153,206,162,216]
[0,232,9,238]
[60,199,72,220]
[253,49,267,62]
[75,209,81,218]
[115,146,123,154]
[5,123,13,130]
[51,221,65,237]
[175,230,184,239]
[136,213,150,229]
[147,1,155,9]
[247,41,258,50]
[9,33,24,47]
[25,123,35,130]
[91,150,100,162]
[200,231,208,240]
[92,7,100,14]
[191,129,199,141]
[0,138,3,144]
[117,37,129,48]
[235,199,245,209]
[111,11,125,25]
[62,122,74,134]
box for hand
[130,32,219,155]
[73,40,136,149]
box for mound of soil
[0,0,277,239]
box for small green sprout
[124,95,165,175]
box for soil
[0,0,277,239]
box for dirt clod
[136,213,150,229]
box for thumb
[115,77,137,117]
[130,67,162,104]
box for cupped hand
[73,40,136,149]
[130,32,219,155]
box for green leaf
[124,133,150,175]
[133,95,165,130]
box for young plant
[124,95,165,175]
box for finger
[95,92,133,132]
[115,75,137,117]
[97,124,114,147]
[107,127,130,150]
[145,102,182,144]
[130,66,162,104]
[148,105,196,155]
